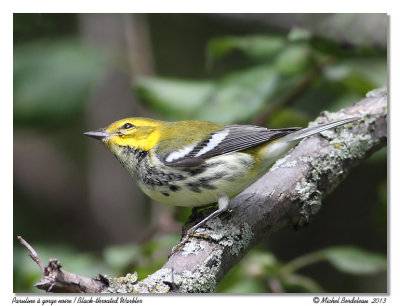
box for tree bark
[21,85,387,293]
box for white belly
[138,152,257,207]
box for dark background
[13,13,387,293]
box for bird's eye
[122,123,134,129]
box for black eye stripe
[122,123,134,129]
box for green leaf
[323,58,387,95]
[195,66,280,123]
[206,35,286,64]
[135,78,215,120]
[274,44,313,76]
[288,27,312,42]
[344,59,387,87]
[103,244,141,273]
[282,274,324,293]
[14,40,104,125]
[222,278,265,293]
[243,252,279,277]
[322,247,386,275]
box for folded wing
[160,125,300,167]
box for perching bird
[85,116,358,251]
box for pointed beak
[83,128,110,141]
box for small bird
[84,116,358,251]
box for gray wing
[159,125,300,167]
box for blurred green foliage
[216,246,386,293]
[14,40,105,125]
[136,28,386,126]
[206,35,286,63]
[138,65,280,123]
[14,14,387,293]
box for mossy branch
[20,85,387,293]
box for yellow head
[84,117,163,152]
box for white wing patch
[195,130,229,157]
[165,145,195,162]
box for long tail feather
[281,117,360,142]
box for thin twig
[17,238,109,293]
[17,236,44,273]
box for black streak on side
[118,146,191,190]
[169,185,181,192]
[186,183,202,193]
[118,146,231,194]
